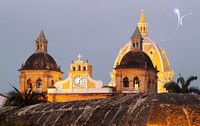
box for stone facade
[19,70,62,93]
[1,93,200,125]
[115,68,157,93]
[110,27,158,94]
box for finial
[139,9,146,23]
[78,54,82,60]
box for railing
[122,87,140,93]
[123,87,129,91]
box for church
[19,31,63,93]
[109,10,174,93]
[47,55,113,102]
[19,10,174,102]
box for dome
[20,53,61,71]
[143,37,171,72]
[115,50,154,69]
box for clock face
[74,75,85,86]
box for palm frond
[3,85,47,108]
[185,76,198,87]
[164,81,181,93]
[8,83,22,96]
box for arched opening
[123,77,129,87]
[78,65,81,71]
[83,66,86,71]
[133,43,135,47]
[136,43,139,47]
[36,79,42,92]
[123,77,129,92]
[27,79,32,89]
[73,67,76,71]
[133,77,140,91]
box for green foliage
[164,81,181,93]
[164,75,200,94]
[3,85,47,108]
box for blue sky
[0,0,200,94]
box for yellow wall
[47,93,112,102]
[19,70,62,93]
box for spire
[139,9,147,23]
[137,9,148,37]
[35,31,48,53]
[37,31,48,42]
[130,27,143,50]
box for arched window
[133,43,135,47]
[123,77,129,87]
[133,77,140,90]
[36,79,42,88]
[27,79,32,89]
[136,43,139,47]
[78,65,81,71]
[83,66,86,71]
[73,67,76,71]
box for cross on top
[78,54,82,60]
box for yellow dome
[143,37,174,93]
[143,37,170,72]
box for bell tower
[19,31,63,93]
[130,27,143,50]
[35,31,48,54]
[137,10,148,37]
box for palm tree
[3,85,47,108]
[164,75,200,94]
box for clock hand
[80,78,84,84]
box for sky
[0,0,200,94]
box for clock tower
[68,54,93,90]
[48,55,112,97]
